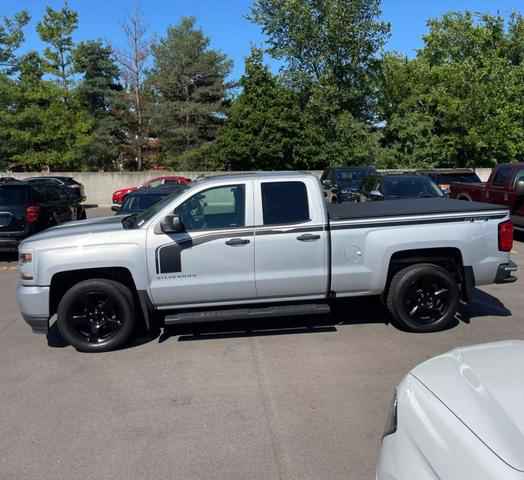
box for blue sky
[2,0,523,80]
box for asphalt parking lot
[1,213,524,480]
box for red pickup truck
[450,163,524,231]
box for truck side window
[175,185,245,231]
[492,165,512,186]
[261,181,310,225]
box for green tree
[36,4,78,94]
[249,0,389,169]
[148,17,233,164]
[0,10,30,73]
[74,40,125,169]
[379,13,524,168]
[250,0,390,120]
[213,47,303,170]
[0,74,92,170]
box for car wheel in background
[57,279,135,352]
[387,263,459,332]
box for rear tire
[57,279,135,352]
[386,263,459,332]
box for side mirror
[161,214,184,234]
[369,190,384,200]
[322,180,332,188]
[111,205,121,212]
[515,180,524,196]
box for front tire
[387,263,459,332]
[57,279,136,352]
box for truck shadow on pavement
[458,288,512,323]
[159,289,511,344]
[46,289,511,350]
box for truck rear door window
[261,181,310,225]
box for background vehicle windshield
[434,173,481,184]
[336,169,373,189]
[121,194,164,213]
[132,186,189,226]
[382,176,444,198]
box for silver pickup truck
[17,172,517,352]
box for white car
[377,340,524,479]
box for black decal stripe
[156,230,254,274]
[254,225,324,236]
[330,214,506,230]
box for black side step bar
[164,303,331,325]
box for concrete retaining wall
[2,168,492,206]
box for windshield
[433,173,481,184]
[382,177,444,199]
[124,186,189,228]
[336,169,373,189]
[121,194,165,213]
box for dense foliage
[1,3,524,171]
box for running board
[164,303,331,325]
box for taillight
[499,220,513,252]
[25,205,40,224]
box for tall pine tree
[148,17,232,165]
[214,48,303,170]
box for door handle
[297,234,321,242]
[225,238,250,246]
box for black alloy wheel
[387,263,460,332]
[70,290,124,344]
[57,279,135,352]
[402,276,450,325]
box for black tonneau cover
[328,198,507,221]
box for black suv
[320,166,376,203]
[26,176,86,202]
[0,182,82,252]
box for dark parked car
[358,174,445,202]
[26,176,86,202]
[320,166,377,203]
[0,182,82,252]
[113,184,189,215]
[0,177,20,184]
[416,169,481,195]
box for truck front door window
[175,185,245,231]
[261,181,309,225]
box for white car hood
[411,340,524,471]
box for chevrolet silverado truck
[450,163,524,231]
[17,172,517,352]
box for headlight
[382,390,398,439]
[19,251,34,280]
[19,252,32,264]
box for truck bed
[327,198,506,221]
